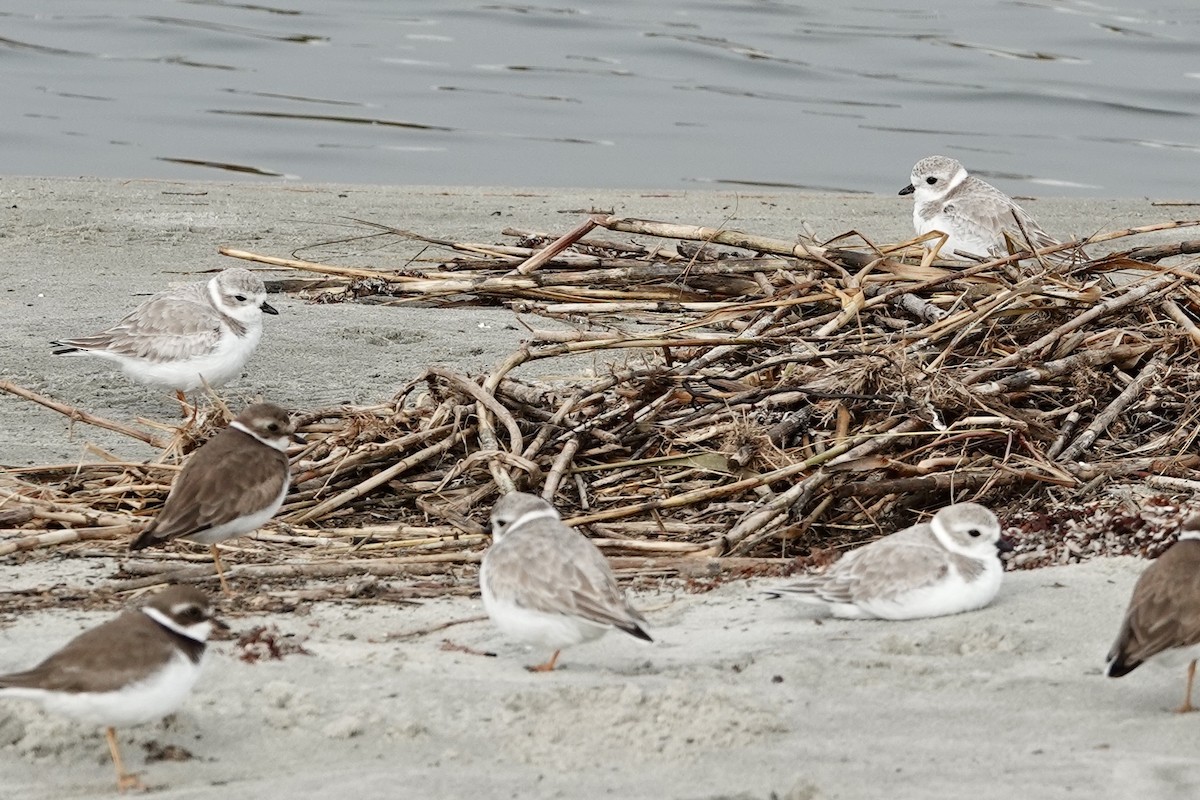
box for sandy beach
[1,178,1197,799]
[1,557,1193,800]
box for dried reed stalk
[4,210,1200,599]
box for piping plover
[0,585,224,792]
[130,403,301,595]
[771,502,1010,620]
[1106,517,1200,713]
[480,492,652,671]
[52,268,278,399]
[899,155,1066,261]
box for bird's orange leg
[1176,660,1198,714]
[210,544,232,597]
[105,726,145,793]
[526,650,561,673]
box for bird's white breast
[913,202,999,260]
[850,556,1003,621]
[480,583,607,650]
[0,650,204,728]
[183,475,288,545]
[129,318,262,391]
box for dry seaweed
[5,212,1200,602]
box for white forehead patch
[170,602,204,618]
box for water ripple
[140,15,326,44]
[0,0,1196,195]
[685,84,900,109]
[208,109,453,131]
[927,37,1090,63]
[183,0,303,15]
[435,85,582,104]
[158,157,289,176]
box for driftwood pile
[5,212,1200,598]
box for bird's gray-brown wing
[483,521,651,639]
[1108,541,1200,673]
[0,611,179,694]
[783,524,951,604]
[1005,203,1060,252]
[942,177,1060,255]
[935,180,1015,255]
[53,286,223,362]
[131,428,288,548]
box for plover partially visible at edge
[480,492,652,672]
[899,155,1068,261]
[771,502,1011,620]
[1107,516,1200,713]
[130,403,301,595]
[52,268,278,402]
[0,586,224,792]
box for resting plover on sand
[771,502,1011,620]
[0,585,224,792]
[130,403,301,595]
[1107,516,1200,713]
[899,155,1070,262]
[52,268,277,405]
[480,492,652,672]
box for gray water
[2,1,1198,196]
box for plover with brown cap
[0,585,225,792]
[1107,515,1200,713]
[771,502,1011,620]
[480,492,652,672]
[52,268,277,404]
[130,402,301,595]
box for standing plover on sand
[52,268,277,405]
[899,155,1069,261]
[130,403,301,595]
[0,586,224,792]
[1107,515,1200,713]
[480,492,652,672]
[771,502,1011,620]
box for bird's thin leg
[526,650,561,673]
[105,726,144,793]
[210,544,232,597]
[1176,660,1198,714]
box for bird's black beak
[899,184,915,196]
[211,616,231,632]
[261,301,279,315]
[996,536,1015,553]
[291,432,307,445]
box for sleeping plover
[771,502,1010,620]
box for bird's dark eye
[235,294,247,302]
[182,605,204,621]
[925,176,937,185]
[967,528,982,538]
[267,422,279,432]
